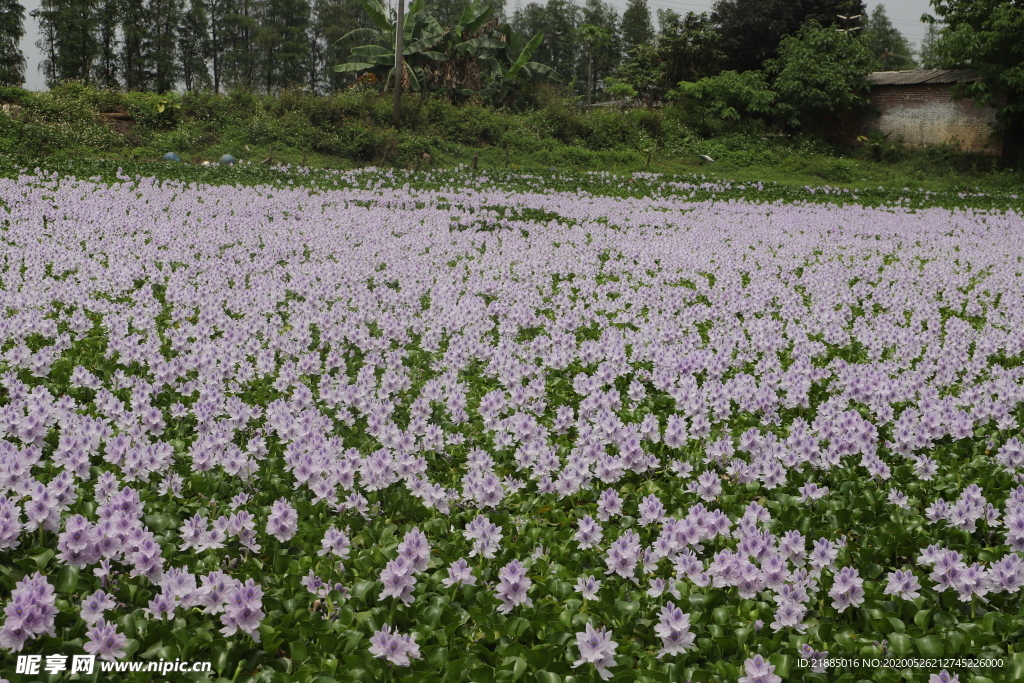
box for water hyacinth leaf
[54,565,79,593]
[290,640,308,662]
[427,645,448,669]
[887,633,912,655]
[915,636,944,656]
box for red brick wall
[864,84,1000,153]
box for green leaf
[916,635,944,656]
[914,609,932,630]
[54,564,79,593]
[31,549,54,570]
[888,633,912,655]
[427,645,448,669]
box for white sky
[16,0,936,91]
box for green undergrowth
[0,82,1021,196]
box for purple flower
[575,515,603,549]
[494,559,532,614]
[266,498,298,542]
[572,623,618,680]
[604,529,641,580]
[575,575,602,600]
[596,488,623,521]
[770,600,807,632]
[441,558,476,588]
[929,671,959,683]
[883,569,922,600]
[829,567,865,613]
[464,515,503,559]
[83,619,128,661]
[369,624,420,667]
[319,526,351,560]
[379,555,417,605]
[739,654,782,683]
[0,571,57,651]
[80,590,116,626]
[220,578,264,641]
[144,592,178,621]
[638,494,666,526]
[654,601,695,657]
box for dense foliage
[0,163,1023,683]
[924,0,1024,164]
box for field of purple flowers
[1,165,1023,683]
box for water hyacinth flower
[494,560,533,614]
[605,529,642,580]
[83,619,128,661]
[572,623,618,680]
[80,590,117,626]
[574,515,603,549]
[266,498,298,542]
[369,624,421,667]
[929,671,959,683]
[464,515,503,559]
[0,572,57,652]
[219,579,265,642]
[829,567,866,613]
[739,654,782,683]
[575,575,602,600]
[379,555,418,605]
[654,602,695,657]
[441,558,476,588]
[883,569,922,600]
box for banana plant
[422,0,506,96]
[332,0,448,92]
[478,26,562,108]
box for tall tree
[179,0,211,90]
[925,0,1024,164]
[512,0,579,91]
[93,0,121,88]
[258,0,311,92]
[32,2,59,86]
[918,22,942,69]
[0,0,27,86]
[576,23,609,105]
[147,0,182,92]
[615,10,720,104]
[207,0,234,92]
[579,0,619,99]
[863,4,916,71]
[34,0,101,84]
[711,0,865,73]
[619,0,652,54]
[221,0,259,90]
[310,0,371,92]
[121,0,150,89]
[765,20,874,129]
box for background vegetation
[0,81,1018,193]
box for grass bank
[1,82,1021,193]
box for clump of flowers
[369,624,420,667]
[0,572,57,651]
[572,623,618,680]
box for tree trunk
[393,0,404,129]
[587,45,593,107]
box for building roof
[867,69,981,86]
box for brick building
[858,69,1001,154]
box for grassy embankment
[0,82,1020,192]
